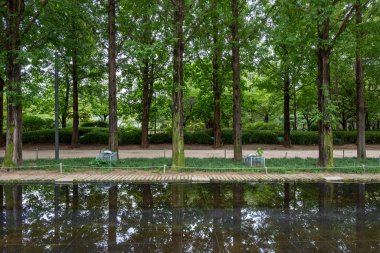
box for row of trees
[1,0,379,168]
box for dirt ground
[0,144,379,160]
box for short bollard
[163,164,166,174]
[60,163,63,174]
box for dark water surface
[0,182,379,252]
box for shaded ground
[1,144,379,159]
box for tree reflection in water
[0,182,379,252]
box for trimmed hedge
[20,128,380,145]
[81,121,108,128]
[23,116,54,132]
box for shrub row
[21,128,380,145]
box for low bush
[23,115,54,132]
[80,130,108,144]
[149,132,172,144]
[221,129,233,144]
[185,130,213,144]
[119,130,141,145]
[290,131,319,145]
[20,127,380,145]
[81,120,108,128]
[245,122,282,131]
[365,131,380,144]
[243,130,279,144]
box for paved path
[1,144,380,159]
[1,170,379,184]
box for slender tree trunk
[212,1,222,149]
[0,77,4,146]
[293,84,297,130]
[71,52,79,147]
[355,0,366,159]
[171,0,185,168]
[4,0,24,167]
[317,14,334,168]
[61,73,70,128]
[231,0,242,161]
[141,60,151,148]
[108,0,118,153]
[283,62,291,147]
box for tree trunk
[108,0,118,153]
[231,0,242,161]
[0,77,4,146]
[71,52,79,148]
[171,0,185,169]
[4,0,24,167]
[283,63,291,147]
[61,73,70,128]
[293,84,297,130]
[317,14,334,168]
[141,60,151,148]
[212,1,222,149]
[355,0,366,159]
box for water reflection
[0,182,379,252]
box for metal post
[54,52,60,160]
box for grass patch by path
[2,157,378,173]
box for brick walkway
[1,171,379,184]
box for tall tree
[70,49,79,147]
[355,0,365,159]
[0,77,4,146]
[171,0,185,168]
[316,1,354,167]
[3,0,48,166]
[231,0,242,161]
[211,0,222,148]
[4,0,24,166]
[108,0,118,153]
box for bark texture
[317,10,333,168]
[71,52,79,148]
[283,64,291,147]
[212,0,222,148]
[141,60,154,148]
[108,0,118,153]
[4,0,24,166]
[171,0,185,168]
[231,0,242,161]
[355,0,366,159]
[0,77,4,146]
[61,73,70,128]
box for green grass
[3,157,379,173]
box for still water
[0,182,379,252]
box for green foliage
[81,121,109,128]
[119,130,141,145]
[80,130,108,144]
[290,131,319,145]
[23,115,54,132]
[184,131,213,145]
[149,132,172,144]
[245,122,282,131]
[89,159,113,167]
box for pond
[0,182,379,252]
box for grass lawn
[3,157,379,173]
